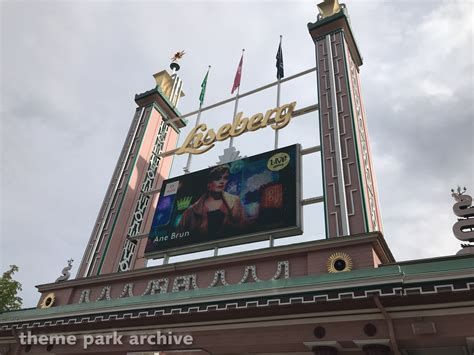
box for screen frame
[144,144,303,259]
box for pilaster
[308,5,382,238]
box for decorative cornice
[37,233,390,292]
[307,8,363,67]
[134,87,186,129]
[1,277,473,331]
[4,255,473,324]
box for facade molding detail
[271,261,290,280]
[118,118,169,272]
[78,106,152,277]
[119,283,134,298]
[239,265,260,284]
[172,275,199,292]
[78,290,90,304]
[209,270,229,287]
[95,286,112,302]
[141,279,169,296]
[314,28,380,238]
[2,280,472,331]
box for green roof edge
[1,254,473,323]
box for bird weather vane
[171,50,186,63]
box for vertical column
[317,33,351,237]
[77,105,153,278]
[345,46,382,233]
[116,117,171,272]
[77,77,185,277]
[308,3,382,238]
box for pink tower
[309,1,383,238]
[77,66,186,277]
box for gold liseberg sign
[176,101,297,155]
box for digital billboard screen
[144,144,302,257]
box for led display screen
[145,144,302,257]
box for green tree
[0,265,23,312]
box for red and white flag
[231,53,244,94]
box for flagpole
[229,49,245,149]
[228,86,240,148]
[183,102,202,173]
[274,35,282,150]
[184,66,211,174]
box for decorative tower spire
[77,56,186,277]
[152,51,186,109]
[169,50,185,107]
[308,1,381,237]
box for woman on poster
[178,165,245,238]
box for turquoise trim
[315,38,330,239]
[307,6,363,66]
[2,255,473,323]
[340,31,370,233]
[0,265,400,321]
[389,255,474,275]
[135,86,187,128]
[152,102,181,134]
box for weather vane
[171,50,186,63]
[170,50,186,74]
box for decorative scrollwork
[208,270,229,287]
[238,265,260,284]
[76,260,291,304]
[349,55,380,232]
[40,293,56,309]
[55,259,73,282]
[451,186,474,243]
[119,283,134,298]
[327,252,353,273]
[118,240,137,272]
[96,286,112,302]
[118,121,169,272]
[271,261,290,280]
[172,275,198,292]
[142,279,169,295]
[78,289,90,304]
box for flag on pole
[276,42,284,80]
[231,53,244,94]
[199,67,210,104]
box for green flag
[199,68,209,104]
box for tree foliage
[0,265,23,312]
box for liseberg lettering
[176,101,297,155]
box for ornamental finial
[317,0,342,19]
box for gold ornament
[327,252,353,273]
[317,0,342,19]
[40,293,56,309]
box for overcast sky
[1,0,473,308]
